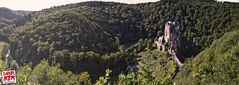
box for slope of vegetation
[175,29,239,84]
[0,42,9,70]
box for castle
[155,21,183,67]
[156,21,180,53]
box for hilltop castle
[155,21,182,67]
[156,21,180,53]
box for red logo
[2,70,16,84]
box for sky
[0,0,238,11]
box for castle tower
[164,21,172,43]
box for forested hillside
[175,29,239,84]
[0,0,237,84]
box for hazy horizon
[0,0,238,11]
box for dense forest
[175,29,239,84]
[0,0,238,84]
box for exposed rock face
[155,21,182,67]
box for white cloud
[0,0,159,11]
[217,0,239,2]
[0,0,84,11]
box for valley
[0,0,238,84]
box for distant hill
[0,7,31,27]
[0,7,31,21]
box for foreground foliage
[17,60,92,85]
